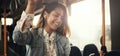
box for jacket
[12,11,70,56]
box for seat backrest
[70,46,82,56]
[104,51,120,56]
[83,44,99,56]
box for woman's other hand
[25,0,40,14]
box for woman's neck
[44,27,53,35]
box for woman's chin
[51,27,58,31]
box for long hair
[36,2,70,37]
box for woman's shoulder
[58,34,69,39]
[56,34,69,43]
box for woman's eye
[54,15,59,17]
[54,14,64,20]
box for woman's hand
[28,0,40,4]
[25,0,40,14]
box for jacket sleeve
[12,11,34,45]
[64,38,71,56]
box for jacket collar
[37,28,61,41]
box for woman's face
[45,8,64,31]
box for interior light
[1,18,13,25]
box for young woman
[12,0,71,56]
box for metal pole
[100,0,105,56]
[3,0,7,56]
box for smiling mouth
[54,22,61,27]
[55,22,59,26]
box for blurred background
[1,0,120,56]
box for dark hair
[36,2,70,37]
